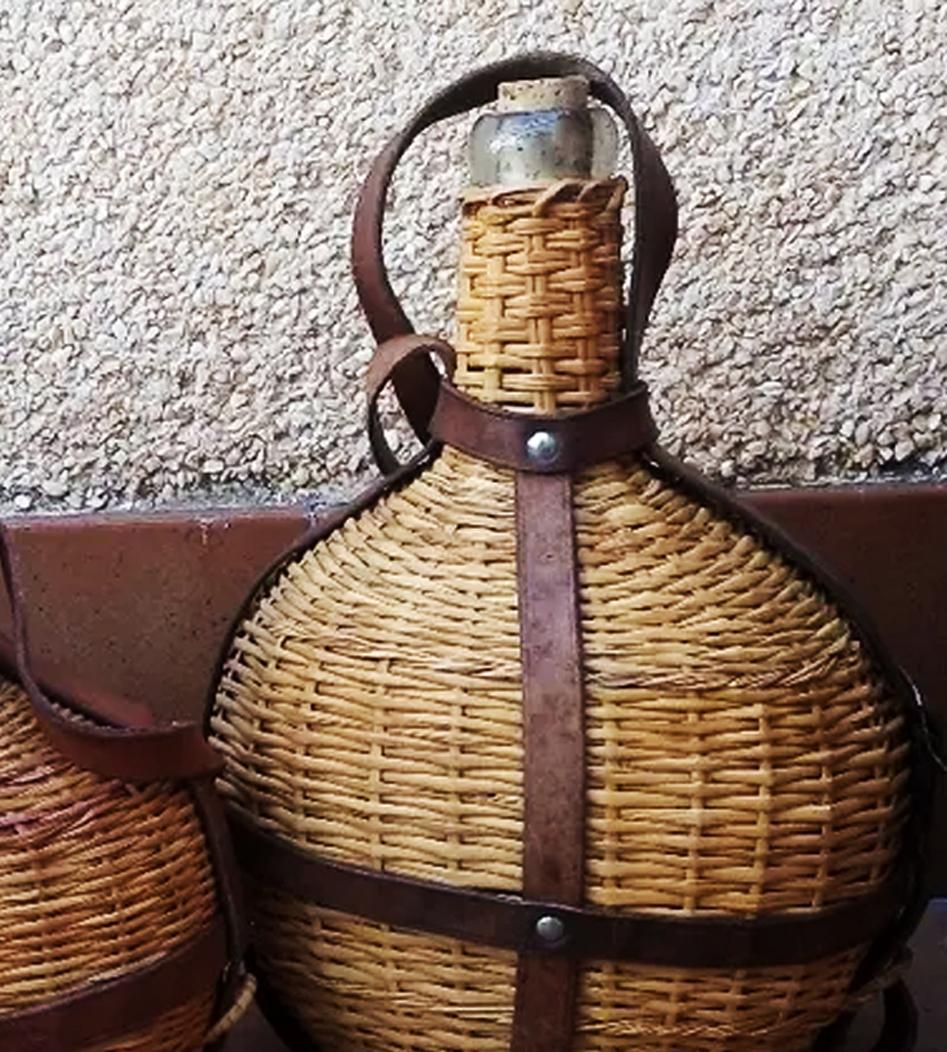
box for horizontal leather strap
[430,379,657,473]
[0,526,222,781]
[366,334,657,474]
[229,812,904,970]
[0,916,227,1052]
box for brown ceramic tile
[1,507,313,722]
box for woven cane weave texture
[0,676,218,1050]
[456,180,624,413]
[248,885,862,1052]
[212,452,908,1051]
[210,182,909,1050]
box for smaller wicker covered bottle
[211,54,937,1052]
[0,526,248,1052]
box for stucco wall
[1,0,944,513]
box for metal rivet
[535,914,566,944]
[526,430,559,465]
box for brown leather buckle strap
[512,472,585,1051]
[0,917,227,1052]
[0,524,222,781]
[432,382,656,473]
[351,52,677,471]
[366,334,658,474]
[228,813,906,970]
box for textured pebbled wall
[1,0,944,512]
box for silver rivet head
[526,429,559,465]
[535,914,566,944]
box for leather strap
[0,916,227,1052]
[0,524,222,781]
[253,973,322,1052]
[190,779,250,1025]
[365,334,456,473]
[352,52,677,470]
[366,334,657,475]
[814,978,918,1052]
[432,382,657,474]
[641,445,939,1010]
[228,813,905,970]
[872,980,918,1052]
[511,472,585,1051]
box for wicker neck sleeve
[455,179,624,411]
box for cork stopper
[496,75,589,112]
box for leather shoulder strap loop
[0,524,222,781]
[366,334,456,475]
[352,51,677,462]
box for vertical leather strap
[190,778,250,1030]
[511,472,585,1052]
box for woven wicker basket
[210,55,933,1052]
[0,530,249,1051]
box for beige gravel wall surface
[1,0,944,513]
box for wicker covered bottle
[0,528,248,1051]
[211,55,935,1051]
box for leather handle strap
[352,51,677,465]
[814,977,918,1052]
[872,979,918,1052]
[190,778,250,1029]
[365,334,456,473]
[0,524,222,781]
